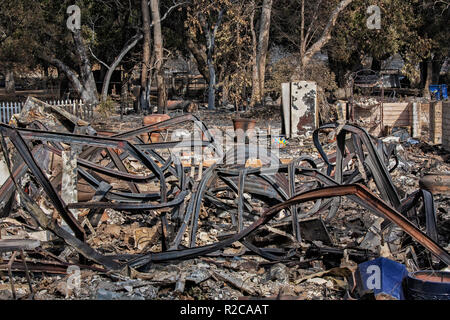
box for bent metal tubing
[313,123,401,208]
[14,125,169,202]
[0,123,182,235]
[2,120,448,270]
[128,184,450,268]
[0,125,86,241]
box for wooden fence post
[430,101,442,145]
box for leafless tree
[150,0,167,114]
[256,0,273,104]
[91,34,144,102]
[41,29,99,105]
[296,0,353,76]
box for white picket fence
[47,99,95,120]
[0,99,94,124]
[0,102,22,124]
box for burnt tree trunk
[423,60,433,98]
[202,9,225,110]
[150,0,167,114]
[41,29,99,105]
[250,0,260,107]
[72,30,98,105]
[256,0,273,104]
[101,34,143,102]
[299,0,305,78]
[5,70,15,95]
[432,60,442,84]
[422,59,443,98]
[140,0,152,113]
[185,36,210,84]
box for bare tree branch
[148,1,188,28]
[89,46,110,69]
[304,0,322,47]
[101,33,144,101]
[433,0,450,14]
[301,0,353,67]
[40,54,84,95]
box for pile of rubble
[0,97,449,300]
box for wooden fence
[442,102,450,151]
[0,102,22,124]
[0,99,94,124]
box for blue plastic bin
[429,85,441,100]
[441,84,448,100]
[429,84,448,100]
[356,257,408,300]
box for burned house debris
[2,0,450,305]
[0,96,448,301]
